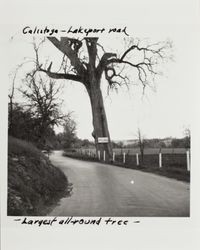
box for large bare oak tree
[35,37,171,160]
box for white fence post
[113,152,115,162]
[98,150,101,160]
[103,150,106,161]
[186,150,190,171]
[159,153,162,168]
[136,153,139,166]
[123,152,126,164]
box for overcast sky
[5,0,198,141]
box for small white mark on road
[130,180,134,184]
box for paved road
[48,151,190,217]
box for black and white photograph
[7,30,191,218]
[1,0,200,249]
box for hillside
[8,136,69,216]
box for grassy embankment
[8,136,70,216]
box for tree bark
[84,37,113,161]
[86,80,113,161]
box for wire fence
[73,148,191,172]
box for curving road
[48,151,190,217]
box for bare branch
[38,67,83,82]
[47,37,86,75]
[104,65,129,91]
[101,39,172,91]
[97,42,106,53]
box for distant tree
[112,141,121,148]
[61,115,77,149]
[158,141,166,149]
[8,102,58,148]
[20,72,66,148]
[81,139,91,148]
[71,138,94,148]
[8,80,15,135]
[111,141,124,153]
[183,128,191,149]
[117,141,124,148]
[8,67,19,135]
[8,62,32,135]
[8,103,37,141]
[72,138,82,148]
[171,138,185,148]
[137,128,146,163]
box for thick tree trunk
[45,37,114,160]
[86,78,113,161]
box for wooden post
[113,152,115,162]
[98,150,101,160]
[103,150,106,161]
[186,150,190,171]
[136,153,139,166]
[123,152,126,164]
[159,153,162,168]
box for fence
[76,148,190,172]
